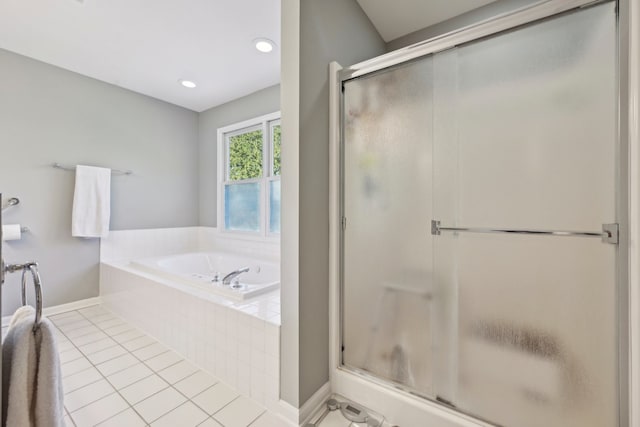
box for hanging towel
[71,165,111,238]
[2,307,64,427]
[8,305,35,329]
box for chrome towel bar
[1,197,19,212]
[53,162,133,176]
[2,261,43,333]
[431,220,619,244]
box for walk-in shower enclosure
[337,1,624,426]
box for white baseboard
[277,400,301,426]
[2,296,102,327]
[300,382,331,425]
[277,382,331,426]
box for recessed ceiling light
[179,79,197,89]
[254,38,275,53]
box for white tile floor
[5,305,288,427]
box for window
[217,112,281,236]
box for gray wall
[198,85,280,226]
[298,0,385,404]
[387,0,539,51]
[280,0,386,407]
[0,49,199,314]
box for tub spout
[222,266,250,285]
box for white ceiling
[0,0,280,112]
[357,0,497,42]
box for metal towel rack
[53,162,133,176]
[1,197,31,234]
[2,261,43,332]
[431,220,619,245]
[1,197,19,212]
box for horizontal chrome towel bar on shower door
[431,220,619,244]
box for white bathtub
[130,251,279,300]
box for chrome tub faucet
[222,266,250,286]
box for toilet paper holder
[1,224,30,240]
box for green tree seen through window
[228,129,263,180]
[273,125,281,175]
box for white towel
[2,307,64,427]
[8,305,35,329]
[71,165,111,238]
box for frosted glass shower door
[432,3,618,427]
[342,59,435,396]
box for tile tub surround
[99,227,201,263]
[100,227,280,263]
[100,262,281,414]
[40,305,291,427]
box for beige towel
[2,307,64,427]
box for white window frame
[217,111,281,239]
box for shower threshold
[305,394,386,427]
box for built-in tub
[100,229,281,413]
[130,251,279,300]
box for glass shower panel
[436,233,616,427]
[433,3,617,426]
[342,58,434,395]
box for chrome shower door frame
[329,0,632,425]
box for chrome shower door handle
[431,219,619,244]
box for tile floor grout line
[130,368,209,425]
[57,312,111,329]
[50,311,83,320]
[108,330,149,345]
[139,370,218,422]
[82,346,132,367]
[54,321,97,334]
[63,374,105,395]
[65,332,114,349]
[140,355,184,376]
[90,400,149,427]
[64,406,77,427]
[51,322,94,368]
[171,369,202,387]
[65,392,123,423]
[167,382,223,421]
[80,313,136,337]
[246,409,267,426]
[121,380,171,407]
[62,337,117,358]
[144,399,189,425]
[143,381,229,427]
[121,338,169,364]
[64,390,122,418]
[51,316,113,392]
[77,307,124,323]
[73,307,216,426]
[56,307,270,427]
[59,349,86,364]
[51,316,122,418]
[171,360,271,424]
[92,356,146,380]
[78,320,132,338]
[132,348,170,362]
[210,394,242,420]
[58,308,151,425]
[75,340,120,358]
[77,310,143,343]
[59,328,107,342]
[97,322,135,334]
